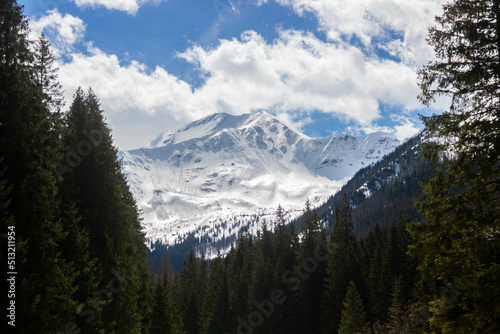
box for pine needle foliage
[410,0,500,332]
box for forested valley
[1,0,498,333]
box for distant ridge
[307,130,435,237]
[120,111,400,259]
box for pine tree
[0,2,80,331]
[338,280,369,334]
[248,244,275,333]
[200,255,229,334]
[0,164,25,334]
[410,0,500,331]
[151,252,185,334]
[0,165,14,235]
[32,33,64,112]
[275,204,286,226]
[301,198,322,240]
[299,199,327,333]
[385,276,412,334]
[322,194,364,333]
[272,207,302,334]
[388,216,416,306]
[178,249,203,334]
[259,219,275,263]
[62,88,149,333]
[274,205,296,272]
[366,234,392,323]
[226,229,253,332]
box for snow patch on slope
[121,111,400,256]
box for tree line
[1,0,498,333]
[1,1,149,332]
[150,199,419,334]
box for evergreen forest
[0,0,498,333]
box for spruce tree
[274,205,296,274]
[178,249,207,334]
[151,252,185,334]
[63,88,149,333]
[366,236,392,323]
[299,199,327,333]
[0,164,14,235]
[248,244,275,333]
[200,255,229,334]
[322,194,364,333]
[32,33,64,112]
[226,229,253,332]
[410,0,500,331]
[1,1,79,331]
[259,219,275,263]
[273,207,302,334]
[338,280,369,334]
[301,198,322,241]
[388,216,416,305]
[275,204,286,226]
[384,276,411,334]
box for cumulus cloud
[56,45,199,148]
[275,111,313,135]
[30,5,440,149]
[389,113,423,141]
[29,9,86,56]
[59,46,192,117]
[345,116,421,142]
[72,0,164,15]
[393,119,421,141]
[55,28,423,148]
[179,29,420,121]
[270,0,446,66]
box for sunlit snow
[120,111,400,257]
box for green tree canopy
[322,194,364,333]
[410,0,500,332]
[0,2,81,332]
[338,280,369,334]
[63,87,150,333]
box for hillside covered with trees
[1,0,499,333]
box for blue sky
[21,0,448,150]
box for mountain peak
[121,112,401,254]
[244,110,290,127]
[146,112,246,147]
[146,111,299,148]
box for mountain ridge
[120,111,400,256]
[307,130,435,237]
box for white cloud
[270,0,446,66]
[393,119,421,141]
[346,116,421,142]
[389,113,423,141]
[275,111,313,135]
[54,28,423,149]
[57,45,199,148]
[349,123,392,136]
[29,9,86,56]
[60,46,192,116]
[72,0,164,15]
[179,29,420,122]
[31,7,437,149]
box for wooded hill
[308,131,438,237]
[1,0,498,333]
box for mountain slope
[120,111,400,255]
[309,130,436,236]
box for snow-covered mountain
[311,130,433,236]
[120,111,400,255]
